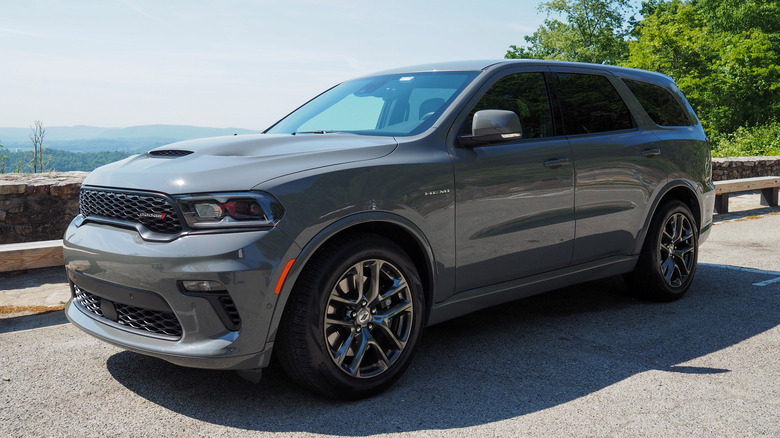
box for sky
[1,0,548,131]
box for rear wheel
[276,233,425,399]
[626,200,699,301]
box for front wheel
[626,200,699,301]
[276,233,425,399]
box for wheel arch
[636,181,702,254]
[266,212,437,345]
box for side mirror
[458,110,523,147]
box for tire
[626,200,699,301]
[276,233,425,399]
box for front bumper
[64,216,298,370]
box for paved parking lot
[1,212,778,437]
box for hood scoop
[148,150,194,158]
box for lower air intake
[73,285,182,339]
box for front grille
[76,286,102,314]
[148,150,193,157]
[73,285,183,339]
[79,188,183,234]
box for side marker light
[275,259,296,295]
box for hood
[83,134,397,194]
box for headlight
[174,192,284,229]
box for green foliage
[711,123,780,157]
[0,140,6,173]
[623,1,718,127]
[625,0,780,134]
[507,0,780,156]
[697,0,780,34]
[3,149,133,172]
[709,30,780,134]
[506,0,633,64]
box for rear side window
[622,78,692,126]
[556,73,634,135]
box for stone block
[8,214,30,225]
[26,184,51,196]
[0,184,27,195]
[13,224,32,236]
[50,183,81,197]
[8,203,25,214]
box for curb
[0,304,66,319]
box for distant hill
[0,124,259,152]
[1,149,135,173]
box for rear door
[550,67,667,264]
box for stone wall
[0,156,779,244]
[0,172,89,244]
[712,156,780,181]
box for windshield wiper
[293,130,341,135]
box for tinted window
[470,72,554,139]
[622,78,692,126]
[556,73,634,135]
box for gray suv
[64,60,715,398]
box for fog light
[182,280,226,292]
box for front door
[451,69,575,293]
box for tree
[624,0,780,134]
[28,120,51,173]
[623,1,717,124]
[697,0,780,133]
[506,0,634,64]
[505,0,780,155]
[0,139,6,173]
[696,0,780,34]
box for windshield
[266,71,479,137]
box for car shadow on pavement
[105,264,780,435]
[713,210,780,223]
[0,310,68,334]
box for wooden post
[760,188,779,207]
[0,240,64,273]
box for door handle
[543,158,570,168]
[641,148,661,157]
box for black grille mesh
[73,286,183,338]
[148,150,193,157]
[79,188,183,234]
[219,295,241,328]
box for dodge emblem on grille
[139,212,167,219]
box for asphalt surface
[1,213,778,437]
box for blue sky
[2,0,549,130]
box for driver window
[468,72,554,139]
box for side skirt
[427,256,638,326]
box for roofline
[363,59,674,83]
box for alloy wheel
[323,259,414,378]
[659,212,695,288]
